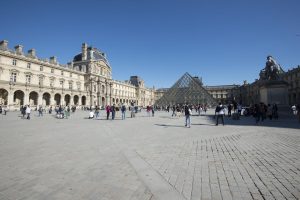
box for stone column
[38,92,43,106]
[50,94,55,106]
[105,82,109,105]
[70,95,74,106]
[78,95,82,106]
[24,92,29,105]
[8,91,14,110]
[109,83,112,105]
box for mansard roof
[73,47,110,67]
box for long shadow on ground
[200,114,300,129]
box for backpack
[216,106,222,112]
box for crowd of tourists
[1,101,300,124]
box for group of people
[20,105,32,119]
[88,104,152,120]
[253,103,278,124]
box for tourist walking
[184,105,191,128]
[95,106,100,119]
[106,105,110,120]
[38,106,43,117]
[146,105,151,117]
[215,103,225,126]
[49,106,52,114]
[151,106,155,117]
[121,104,126,120]
[272,104,278,120]
[0,106,2,114]
[111,104,116,120]
[171,105,176,117]
[3,106,7,115]
[22,106,26,118]
[65,106,71,119]
[130,104,135,118]
[227,104,232,117]
[267,104,272,120]
[26,105,31,120]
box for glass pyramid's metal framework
[156,72,217,106]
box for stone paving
[0,110,299,200]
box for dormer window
[27,63,31,69]
[61,71,64,76]
[12,59,17,66]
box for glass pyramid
[156,72,217,106]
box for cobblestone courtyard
[0,110,299,200]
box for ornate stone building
[281,65,300,105]
[0,40,155,110]
[204,84,240,104]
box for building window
[12,59,17,66]
[77,83,81,91]
[39,77,43,86]
[40,66,43,71]
[51,68,54,73]
[93,85,96,92]
[61,71,64,75]
[27,63,31,69]
[69,82,73,90]
[70,73,72,77]
[10,72,17,82]
[25,75,31,84]
[50,80,54,87]
[60,80,64,85]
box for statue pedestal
[259,80,288,105]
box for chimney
[27,49,36,58]
[0,40,8,50]
[49,56,57,64]
[14,45,23,55]
[82,43,87,60]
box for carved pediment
[9,69,20,74]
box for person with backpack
[111,104,116,120]
[215,103,225,126]
[95,106,100,119]
[184,105,191,128]
[106,105,110,120]
[38,106,43,117]
[121,104,126,120]
[26,105,31,120]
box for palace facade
[0,40,155,110]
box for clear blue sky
[2,0,299,88]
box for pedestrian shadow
[192,123,215,126]
[203,114,300,129]
[155,124,184,128]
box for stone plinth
[259,80,288,105]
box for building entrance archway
[74,95,79,105]
[65,94,71,106]
[54,94,61,105]
[29,91,38,106]
[81,96,86,106]
[43,93,51,106]
[0,88,8,105]
[14,90,24,106]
